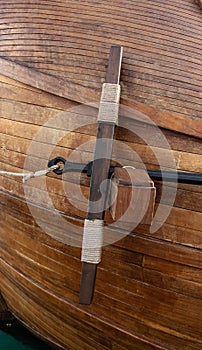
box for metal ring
[47,156,66,175]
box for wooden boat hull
[0,1,202,349]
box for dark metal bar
[48,157,202,186]
[147,170,202,185]
[79,45,123,305]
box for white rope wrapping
[97,83,121,125]
[81,219,104,264]
[195,0,202,9]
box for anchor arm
[48,157,202,186]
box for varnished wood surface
[0,2,202,348]
[110,167,156,224]
[0,0,202,137]
[0,194,202,350]
[0,70,202,349]
[0,64,201,139]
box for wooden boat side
[0,0,202,137]
[0,58,201,139]
[0,1,202,348]
[0,71,202,349]
[0,75,201,247]
[0,193,202,349]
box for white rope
[123,166,136,170]
[0,165,59,183]
[0,171,29,177]
[195,0,202,9]
[97,83,121,125]
[81,219,104,264]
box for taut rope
[195,0,202,9]
[0,165,59,183]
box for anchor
[48,45,202,305]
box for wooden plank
[114,235,202,269]
[0,262,170,350]
[79,45,123,304]
[0,57,201,138]
[1,97,202,156]
[1,181,202,252]
[109,167,156,224]
[1,194,202,349]
[1,121,202,172]
[0,220,201,348]
[0,0,202,130]
[0,57,99,105]
[0,75,78,110]
[2,201,201,303]
[122,99,202,139]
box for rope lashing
[81,219,104,264]
[0,164,59,183]
[97,83,121,125]
[195,0,202,9]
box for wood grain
[0,2,202,349]
[79,45,123,304]
[0,1,202,137]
